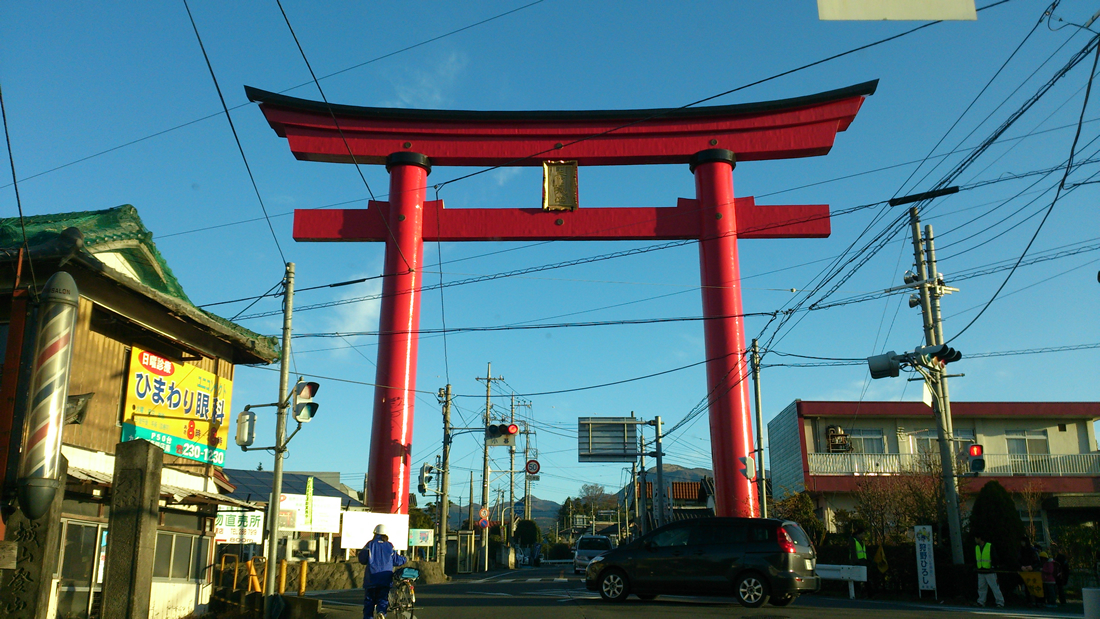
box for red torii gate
[246,81,876,517]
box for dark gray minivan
[585,517,819,607]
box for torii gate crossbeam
[246,81,876,517]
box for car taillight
[778,527,797,554]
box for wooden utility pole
[437,385,452,572]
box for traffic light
[292,380,320,422]
[867,351,901,379]
[235,409,257,448]
[914,344,962,366]
[418,463,434,495]
[738,455,756,480]
[486,423,519,447]
[968,444,985,474]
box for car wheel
[598,569,630,602]
[637,594,658,601]
[734,573,770,608]
[769,594,796,607]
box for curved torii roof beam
[244,80,877,167]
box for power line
[182,0,286,265]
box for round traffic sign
[525,459,540,474]
[479,507,489,519]
[479,518,489,528]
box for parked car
[584,517,819,607]
[573,534,614,574]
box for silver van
[573,535,614,574]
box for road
[311,566,1081,619]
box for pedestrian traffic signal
[486,423,519,446]
[292,380,320,422]
[418,463,434,495]
[914,344,962,366]
[968,444,985,474]
[738,455,756,480]
[867,351,901,379]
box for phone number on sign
[149,431,225,464]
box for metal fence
[808,452,1100,476]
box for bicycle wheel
[390,582,414,619]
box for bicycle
[387,566,419,619]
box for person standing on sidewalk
[974,534,1005,608]
[359,524,408,619]
[849,526,874,598]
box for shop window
[154,532,211,582]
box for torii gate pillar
[367,153,429,514]
[246,80,876,517]
[692,149,755,516]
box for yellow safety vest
[854,539,867,560]
[975,543,992,569]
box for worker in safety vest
[849,526,874,598]
[974,534,1005,608]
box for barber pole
[17,271,79,519]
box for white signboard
[341,512,411,551]
[409,528,434,547]
[914,525,937,592]
[279,493,342,533]
[215,508,264,544]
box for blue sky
[3,2,1099,506]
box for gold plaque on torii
[542,160,579,211]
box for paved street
[308,566,1086,619]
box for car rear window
[783,523,812,547]
[578,538,612,551]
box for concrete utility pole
[638,433,648,535]
[750,339,768,518]
[437,384,452,572]
[476,363,503,571]
[908,207,965,566]
[650,416,667,528]
[523,426,531,522]
[264,262,294,618]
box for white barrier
[816,564,868,599]
[1083,588,1100,619]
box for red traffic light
[506,424,519,435]
[969,444,983,457]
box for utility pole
[437,384,452,572]
[908,207,965,566]
[630,461,638,539]
[650,416,667,528]
[750,339,768,518]
[468,472,474,536]
[476,364,503,571]
[638,432,648,535]
[263,262,294,619]
[523,425,531,522]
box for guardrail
[816,564,867,599]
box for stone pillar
[0,456,67,619]
[102,439,163,619]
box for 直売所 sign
[120,347,232,465]
[215,508,264,545]
[914,525,937,593]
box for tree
[771,492,825,545]
[514,519,540,546]
[1015,480,1043,543]
[408,506,433,530]
[968,480,1024,569]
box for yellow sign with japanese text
[120,347,232,465]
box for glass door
[56,520,106,619]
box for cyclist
[358,524,407,619]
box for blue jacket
[359,536,407,587]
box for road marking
[465,591,513,596]
[554,578,567,582]
[526,578,542,582]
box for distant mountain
[616,463,714,497]
[438,494,561,530]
